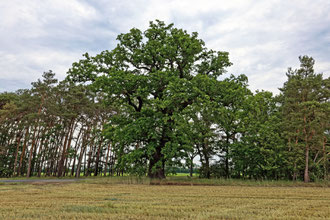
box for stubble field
[0,178,329,219]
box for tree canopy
[67,20,233,178]
[0,21,329,181]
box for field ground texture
[0,177,329,219]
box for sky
[1,0,329,94]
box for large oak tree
[67,20,232,178]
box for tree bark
[75,126,90,178]
[148,122,171,179]
[70,126,83,176]
[13,131,22,176]
[304,144,310,182]
[94,139,103,176]
[18,127,29,176]
[148,142,165,179]
[27,125,42,177]
[58,119,75,177]
[323,136,327,180]
[104,143,111,177]
[225,133,230,178]
[189,154,195,177]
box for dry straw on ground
[0,178,329,219]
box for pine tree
[281,56,329,182]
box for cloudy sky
[1,0,329,94]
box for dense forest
[0,21,329,182]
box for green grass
[0,177,329,219]
[2,174,329,187]
[80,175,330,187]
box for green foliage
[232,91,286,179]
[280,56,329,182]
[67,20,232,178]
[0,20,328,182]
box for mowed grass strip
[0,181,329,219]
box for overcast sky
[1,0,329,94]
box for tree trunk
[109,154,115,176]
[37,133,49,177]
[322,136,328,180]
[38,154,45,177]
[27,125,42,177]
[94,139,103,176]
[18,127,29,176]
[13,131,22,176]
[189,155,194,177]
[57,127,69,177]
[58,119,75,177]
[201,140,211,179]
[71,126,83,176]
[27,94,46,177]
[104,143,111,177]
[148,126,169,179]
[225,134,230,178]
[75,145,87,178]
[85,149,93,177]
[148,144,165,179]
[63,122,76,177]
[75,126,90,178]
[304,144,310,183]
[204,155,210,179]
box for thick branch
[125,92,143,112]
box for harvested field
[0,178,329,219]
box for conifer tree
[281,56,329,182]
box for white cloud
[0,0,329,94]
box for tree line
[0,72,115,178]
[0,21,329,182]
